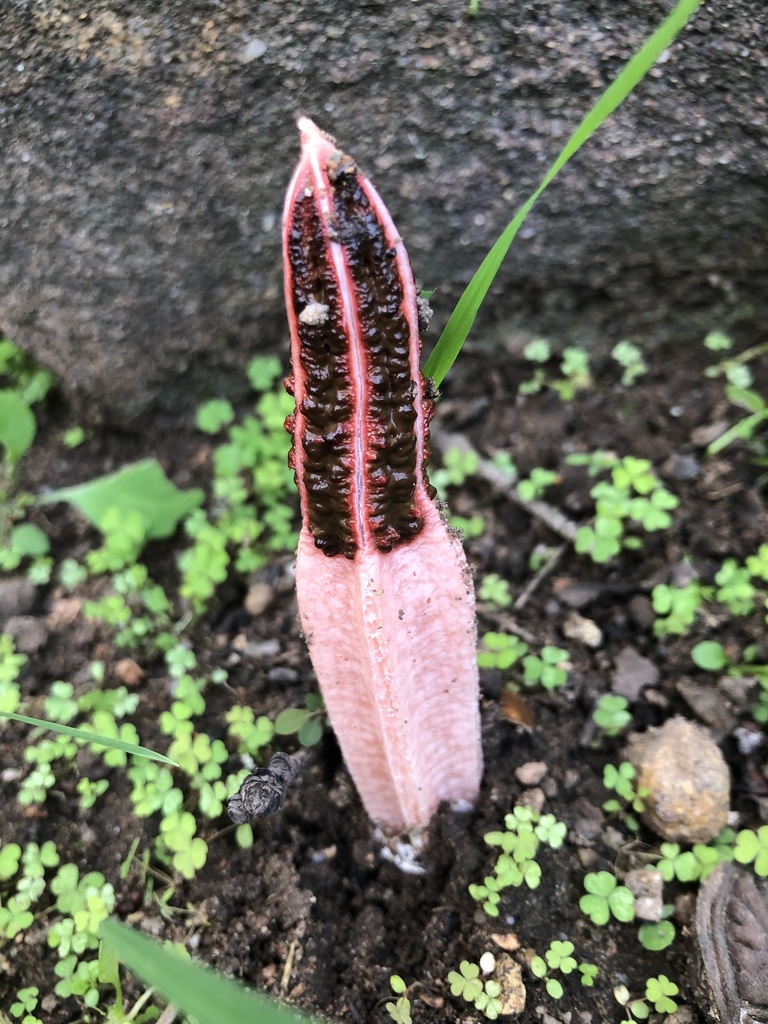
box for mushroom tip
[297,116,336,148]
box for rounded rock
[627,716,730,843]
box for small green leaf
[691,641,728,672]
[274,708,312,735]
[197,399,235,434]
[0,390,36,461]
[42,459,204,540]
[638,920,675,951]
[298,717,323,747]
[9,523,50,558]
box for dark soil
[1,339,767,1023]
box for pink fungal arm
[282,118,482,832]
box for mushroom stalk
[282,118,482,832]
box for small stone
[480,951,496,974]
[4,615,48,654]
[662,452,701,481]
[0,577,36,622]
[515,761,548,787]
[627,717,730,843]
[666,1008,695,1024]
[677,678,737,735]
[518,787,545,814]
[491,933,520,952]
[244,582,274,617]
[45,597,82,629]
[718,675,759,712]
[552,579,607,609]
[113,658,145,687]
[628,595,656,630]
[563,610,602,648]
[670,561,700,589]
[624,868,664,922]
[495,953,526,1016]
[612,646,659,701]
[267,666,299,685]
[239,37,267,62]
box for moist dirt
[1,340,767,1023]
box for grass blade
[0,711,176,764]
[100,919,319,1024]
[423,0,702,386]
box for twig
[430,426,581,542]
[156,1005,178,1024]
[513,542,568,610]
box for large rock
[1,1,766,423]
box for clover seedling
[715,558,756,616]
[447,961,502,1020]
[531,940,596,1000]
[652,579,709,637]
[612,341,647,386]
[602,761,648,832]
[477,631,529,670]
[225,706,275,757]
[478,573,513,609]
[593,695,632,737]
[655,838,732,884]
[431,446,479,491]
[733,826,768,877]
[517,467,559,502]
[386,975,413,1024]
[645,975,680,1014]
[522,646,570,691]
[471,808,567,915]
[580,871,635,925]
[10,984,43,1024]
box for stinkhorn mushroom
[282,118,482,833]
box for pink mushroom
[282,118,482,832]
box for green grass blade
[0,711,176,764]
[423,0,702,386]
[100,919,319,1024]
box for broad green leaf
[100,919,318,1024]
[0,711,176,764]
[41,458,203,540]
[0,390,36,461]
[423,0,703,386]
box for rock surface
[2,1,767,422]
[626,716,730,843]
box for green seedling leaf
[691,641,728,672]
[274,708,313,735]
[423,0,702,386]
[298,717,323,747]
[42,458,204,540]
[0,711,176,764]
[8,523,50,558]
[197,399,235,434]
[638,920,675,951]
[0,389,36,461]
[100,919,318,1024]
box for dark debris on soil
[1,340,767,1023]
